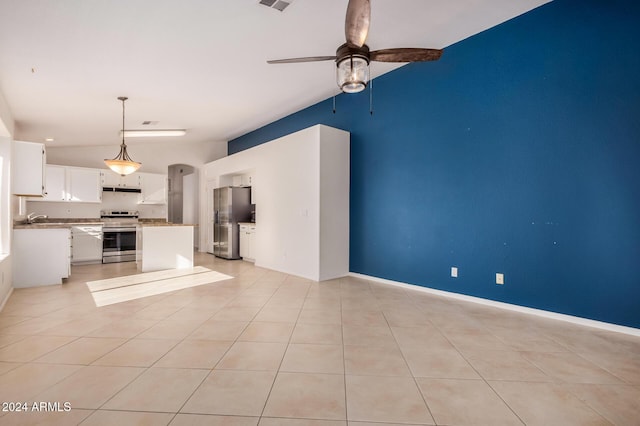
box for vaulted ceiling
[0,0,550,147]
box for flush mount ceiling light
[120,129,186,138]
[104,96,141,176]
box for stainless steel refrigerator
[213,186,252,259]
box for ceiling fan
[267,0,443,93]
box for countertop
[137,223,196,227]
[13,218,189,229]
[14,220,104,229]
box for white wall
[182,170,199,250]
[0,89,14,310]
[44,140,226,249]
[0,90,13,138]
[319,125,350,281]
[26,191,167,219]
[183,172,198,225]
[203,124,349,281]
[0,138,12,311]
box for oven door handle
[103,227,137,233]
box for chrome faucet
[26,212,48,224]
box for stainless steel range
[101,210,139,263]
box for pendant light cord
[121,97,127,146]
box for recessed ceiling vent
[259,0,292,12]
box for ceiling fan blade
[370,48,443,62]
[345,0,370,48]
[267,56,337,64]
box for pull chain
[369,78,374,115]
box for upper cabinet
[31,165,102,203]
[42,165,66,201]
[67,167,102,202]
[101,171,141,189]
[12,140,45,197]
[138,172,168,204]
[26,166,167,204]
[230,171,255,204]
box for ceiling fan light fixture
[337,54,369,93]
[105,97,141,176]
[267,0,443,96]
[336,43,370,94]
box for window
[0,137,10,255]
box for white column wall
[203,124,349,281]
[319,125,350,281]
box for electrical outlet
[496,273,504,285]
[451,267,458,278]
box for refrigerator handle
[214,210,218,224]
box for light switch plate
[496,273,504,285]
[451,267,458,278]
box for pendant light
[104,96,141,176]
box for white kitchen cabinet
[231,173,255,203]
[101,170,141,188]
[12,140,45,196]
[67,167,102,203]
[13,228,71,287]
[239,223,256,262]
[71,225,103,264]
[241,173,253,187]
[231,173,253,187]
[31,165,101,203]
[100,170,120,187]
[138,172,168,204]
[42,165,67,201]
[243,173,255,204]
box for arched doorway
[168,164,197,225]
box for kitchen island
[136,223,194,272]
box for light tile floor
[0,252,639,425]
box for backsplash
[25,191,167,219]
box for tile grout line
[380,285,437,426]
[257,275,310,421]
[169,267,266,418]
[340,277,349,424]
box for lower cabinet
[239,224,256,262]
[71,225,103,264]
[13,228,71,287]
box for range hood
[102,186,142,193]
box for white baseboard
[0,286,13,313]
[349,272,640,337]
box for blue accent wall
[229,0,640,328]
